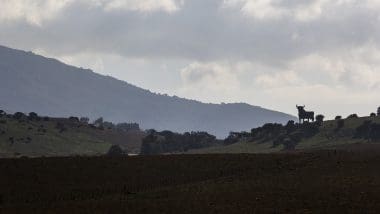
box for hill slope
[185,116,380,154]
[0,114,145,157]
[0,45,295,137]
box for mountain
[0,45,296,137]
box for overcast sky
[1,0,380,118]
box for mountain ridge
[0,45,296,137]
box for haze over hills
[0,45,296,137]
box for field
[2,144,380,213]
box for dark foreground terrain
[2,144,380,213]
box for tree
[335,116,342,120]
[370,112,377,117]
[28,112,39,121]
[285,120,296,134]
[80,117,90,124]
[347,114,358,119]
[378,107,380,116]
[13,112,26,120]
[93,117,104,127]
[106,145,127,157]
[315,114,325,126]
[0,110,5,117]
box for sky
[0,0,380,118]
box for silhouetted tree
[315,114,325,126]
[335,116,342,120]
[93,117,104,128]
[107,145,127,157]
[224,132,240,145]
[80,117,90,124]
[102,121,115,129]
[0,110,5,117]
[378,107,380,116]
[370,112,377,117]
[347,114,358,119]
[28,112,40,121]
[285,120,296,134]
[13,112,26,120]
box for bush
[141,131,218,155]
[335,115,342,120]
[13,112,26,120]
[28,112,40,121]
[107,145,127,157]
[370,112,377,117]
[224,132,240,145]
[80,117,90,124]
[285,120,296,134]
[315,114,325,126]
[347,114,358,119]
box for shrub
[224,132,240,145]
[93,117,104,127]
[299,122,319,138]
[370,113,377,117]
[335,116,342,120]
[285,120,296,134]
[347,114,358,119]
[80,117,90,124]
[13,112,26,120]
[28,112,40,121]
[315,114,325,126]
[107,145,127,157]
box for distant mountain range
[0,45,296,137]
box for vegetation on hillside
[140,130,221,155]
[0,110,144,157]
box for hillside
[184,115,380,154]
[0,45,295,137]
[0,112,145,157]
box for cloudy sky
[1,0,380,118]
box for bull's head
[296,105,305,111]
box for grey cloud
[0,0,379,65]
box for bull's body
[296,105,314,123]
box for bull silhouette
[296,105,314,123]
